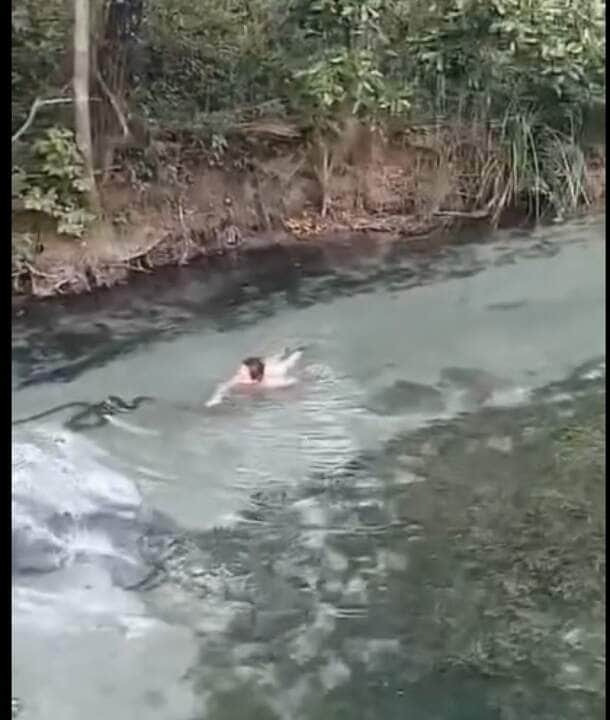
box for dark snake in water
[13,346,308,433]
[12,395,154,432]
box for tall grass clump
[390,0,605,222]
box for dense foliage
[11,0,606,238]
[129,0,606,132]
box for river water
[12,218,605,720]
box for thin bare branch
[114,234,169,264]
[95,68,130,138]
[12,98,73,144]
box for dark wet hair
[243,357,265,381]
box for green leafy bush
[15,127,96,237]
[10,0,605,228]
[293,49,411,122]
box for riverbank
[12,123,605,299]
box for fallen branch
[110,260,152,273]
[23,261,73,296]
[114,234,169,264]
[23,261,64,281]
[12,98,73,144]
[349,220,400,232]
[433,208,490,219]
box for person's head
[241,356,265,383]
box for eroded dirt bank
[12,122,605,299]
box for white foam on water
[12,564,144,633]
[13,427,144,578]
[105,414,161,436]
[12,433,199,720]
[12,428,141,520]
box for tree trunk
[73,0,100,212]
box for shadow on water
[12,221,596,390]
[135,361,604,720]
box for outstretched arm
[282,349,303,371]
[205,377,237,407]
[263,349,303,381]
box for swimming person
[205,349,303,407]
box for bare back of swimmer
[205,349,302,407]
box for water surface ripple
[12,219,605,720]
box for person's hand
[205,379,233,407]
[284,349,303,370]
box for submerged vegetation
[134,363,604,719]
[12,0,605,293]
